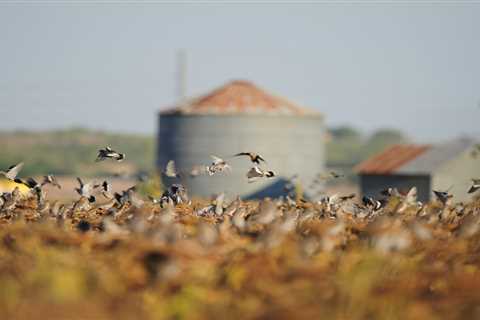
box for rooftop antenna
[176,49,187,103]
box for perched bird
[206,155,231,176]
[96,146,125,162]
[246,166,276,183]
[42,175,61,189]
[164,160,180,178]
[467,179,480,194]
[234,152,266,164]
[433,190,452,204]
[0,162,24,181]
[75,177,98,203]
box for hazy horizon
[1,3,479,142]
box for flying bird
[0,162,24,181]
[42,175,61,189]
[467,179,480,194]
[206,155,231,176]
[101,180,113,199]
[234,152,266,164]
[75,177,98,203]
[164,160,180,178]
[96,146,125,162]
[433,190,452,204]
[246,166,276,183]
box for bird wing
[234,152,250,157]
[210,155,224,165]
[405,187,417,204]
[468,185,480,194]
[5,162,24,180]
[246,167,263,179]
[165,160,178,177]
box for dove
[467,179,480,194]
[42,175,61,189]
[164,160,180,178]
[234,152,266,164]
[96,146,125,162]
[0,162,24,181]
[246,166,276,183]
[206,155,231,176]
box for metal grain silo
[157,80,325,199]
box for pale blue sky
[0,3,479,141]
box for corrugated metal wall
[157,114,325,198]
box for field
[1,184,480,320]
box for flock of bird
[164,151,276,183]
[1,145,480,218]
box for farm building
[157,80,325,198]
[355,138,480,202]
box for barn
[355,138,480,202]
[157,80,325,199]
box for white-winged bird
[75,177,98,203]
[206,155,231,176]
[234,152,266,164]
[246,166,276,183]
[467,179,480,194]
[42,175,61,189]
[96,146,125,162]
[0,162,24,181]
[433,190,452,204]
[164,160,180,178]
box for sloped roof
[355,138,477,175]
[397,138,477,174]
[354,145,430,174]
[160,80,321,116]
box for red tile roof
[161,80,320,116]
[354,144,431,174]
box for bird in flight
[75,177,99,203]
[164,160,180,178]
[433,189,452,204]
[246,166,276,183]
[96,146,125,162]
[42,175,61,189]
[234,152,266,164]
[206,155,231,176]
[467,179,480,194]
[0,162,24,181]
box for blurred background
[1,3,479,199]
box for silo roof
[355,138,477,175]
[160,80,321,116]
